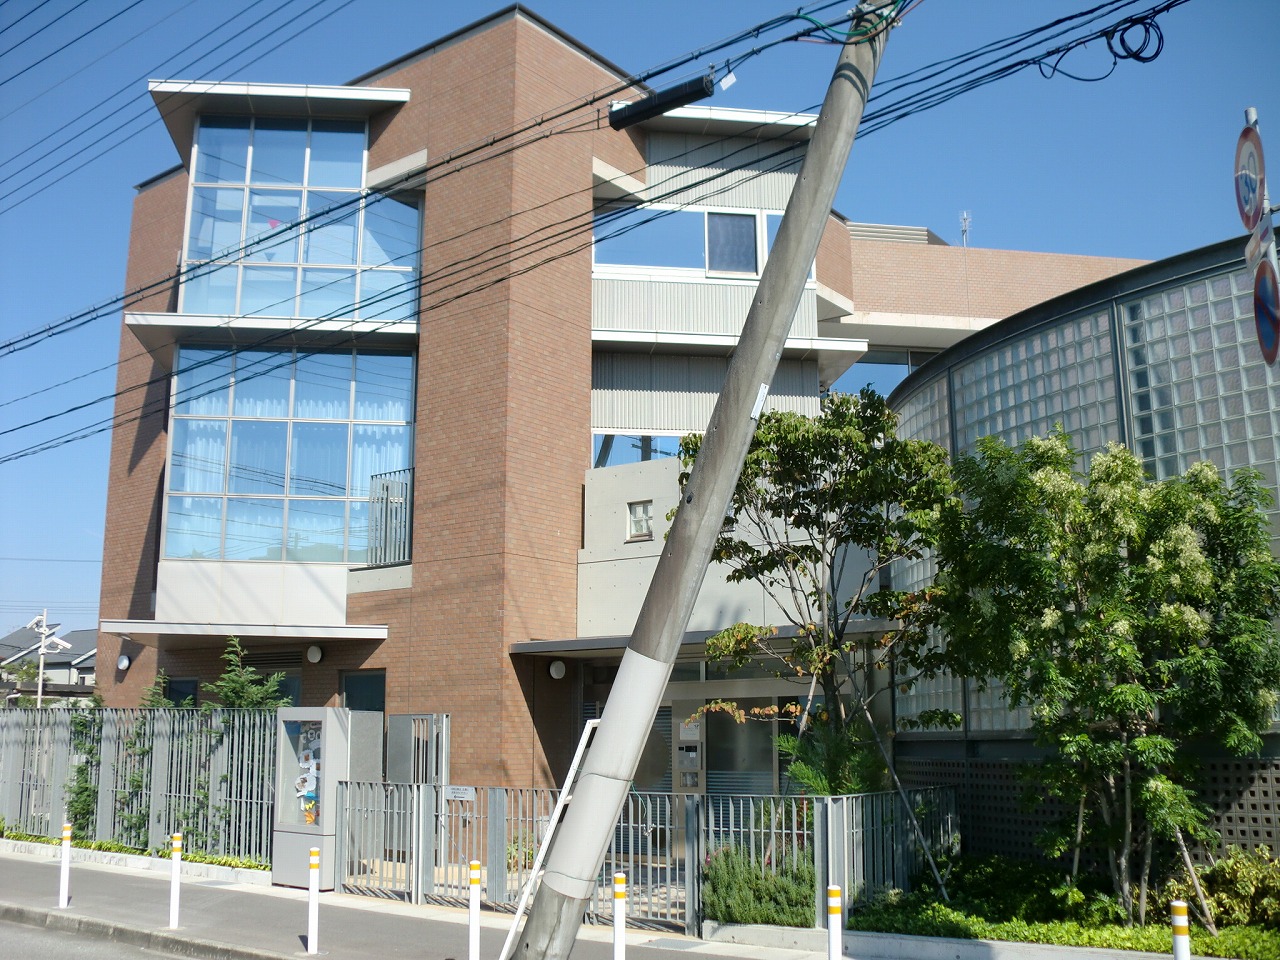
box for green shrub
[849,898,1280,960]
[1161,846,1280,931]
[702,845,815,927]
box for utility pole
[516,5,893,958]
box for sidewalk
[0,846,826,960]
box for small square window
[627,500,653,540]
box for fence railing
[336,783,957,935]
[367,467,413,567]
[0,708,275,861]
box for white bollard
[827,884,843,960]
[307,847,320,955]
[1171,899,1191,960]
[169,833,182,929]
[469,860,482,960]
[58,823,71,909]
[613,872,627,960]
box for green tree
[929,431,1280,926]
[200,637,292,710]
[680,389,955,892]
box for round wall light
[306,645,323,664]
[548,659,567,680]
[116,654,131,671]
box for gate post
[417,784,438,898]
[486,788,508,904]
[812,797,830,930]
[683,794,703,938]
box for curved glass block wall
[888,238,1279,733]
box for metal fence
[367,467,413,567]
[336,783,956,935]
[0,708,275,861]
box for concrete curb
[0,902,292,960]
[702,921,1171,960]
[0,838,271,885]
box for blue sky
[0,0,1276,633]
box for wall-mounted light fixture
[306,645,323,664]
[548,659,567,680]
[116,654,131,672]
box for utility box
[272,707,382,889]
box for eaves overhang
[148,80,411,168]
[101,619,387,651]
[124,312,417,369]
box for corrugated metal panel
[647,132,802,210]
[592,355,819,432]
[593,277,817,338]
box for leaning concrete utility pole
[517,7,893,958]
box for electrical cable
[0,0,350,212]
[0,0,149,89]
[0,0,857,351]
[0,0,1193,460]
[0,0,91,59]
[0,0,199,123]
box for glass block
[1167,287,1188,310]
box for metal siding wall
[592,278,818,338]
[592,356,819,432]
[647,132,804,210]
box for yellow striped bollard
[1171,899,1191,960]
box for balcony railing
[367,467,413,567]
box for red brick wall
[97,171,188,706]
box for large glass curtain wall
[165,345,414,563]
[182,116,419,322]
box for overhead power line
[0,0,150,89]
[0,0,1191,463]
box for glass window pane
[194,117,249,184]
[591,433,681,468]
[707,212,757,273]
[249,119,307,185]
[294,352,352,419]
[306,191,359,264]
[229,420,287,494]
[181,264,237,315]
[174,346,232,416]
[593,208,704,268]
[245,190,302,262]
[187,187,244,260]
[350,424,410,496]
[239,266,297,317]
[169,419,227,492]
[355,353,414,421]
[347,500,368,564]
[233,349,292,417]
[290,422,349,496]
[225,498,284,561]
[300,268,357,319]
[308,120,364,188]
[286,499,346,561]
[357,269,416,322]
[165,496,223,559]
[362,195,419,266]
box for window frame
[627,499,654,541]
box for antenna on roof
[960,210,972,248]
